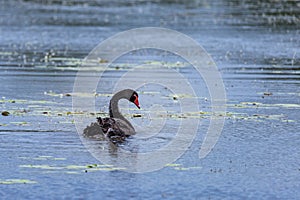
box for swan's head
[129,91,140,109]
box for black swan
[96,89,140,143]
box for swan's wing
[113,118,135,136]
[83,122,105,139]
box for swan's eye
[130,92,140,109]
[130,93,136,102]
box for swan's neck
[109,90,134,129]
[109,98,122,118]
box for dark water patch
[230,77,300,82]
[21,0,161,7]
[222,64,300,82]
[0,46,87,69]
[225,0,300,28]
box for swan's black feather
[87,89,139,144]
[97,117,127,144]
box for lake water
[1,0,300,199]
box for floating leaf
[274,104,300,108]
[53,158,66,161]
[165,163,182,167]
[65,171,80,174]
[99,59,109,63]
[10,121,28,126]
[166,163,202,171]
[19,165,62,170]
[1,111,10,116]
[174,167,190,171]
[19,163,124,173]
[0,179,37,185]
[263,92,273,96]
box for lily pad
[165,163,182,167]
[19,163,124,173]
[10,122,28,126]
[165,163,202,171]
[0,179,37,184]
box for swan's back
[96,117,135,143]
[113,118,135,136]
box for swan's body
[96,89,140,143]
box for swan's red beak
[134,97,140,109]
